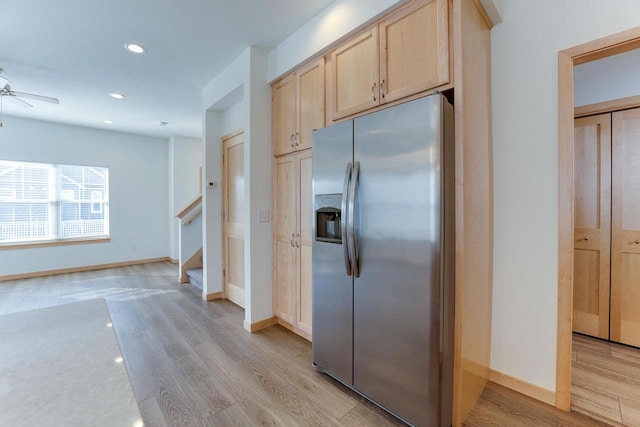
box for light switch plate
[257,209,270,223]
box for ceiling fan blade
[11,91,59,104]
[0,76,8,90]
[6,96,33,108]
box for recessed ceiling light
[104,120,114,124]
[125,43,145,54]
[160,121,169,126]
[109,93,125,100]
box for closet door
[573,114,611,339]
[611,108,640,347]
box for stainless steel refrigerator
[312,93,455,427]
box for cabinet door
[297,150,313,334]
[272,74,297,156]
[330,26,379,120]
[611,108,640,347]
[573,114,611,339]
[274,155,297,323]
[379,0,449,104]
[297,59,325,151]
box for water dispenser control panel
[315,194,342,244]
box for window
[0,160,109,244]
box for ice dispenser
[315,194,342,244]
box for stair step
[186,267,203,291]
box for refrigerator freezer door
[312,121,355,384]
[353,96,443,426]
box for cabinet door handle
[380,79,385,99]
[371,82,377,102]
[290,134,295,148]
[296,233,300,247]
[290,233,295,247]
[295,132,300,147]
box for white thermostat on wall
[257,209,270,223]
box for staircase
[176,195,204,292]
[186,267,203,291]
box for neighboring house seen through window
[0,160,109,244]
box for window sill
[0,237,111,251]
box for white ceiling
[0,0,334,139]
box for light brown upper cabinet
[272,149,313,340]
[572,114,611,340]
[272,58,325,156]
[272,74,296,156]
[328,0,449,121]
[330,27,380,120]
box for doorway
[557,27,640,412]
[222,130,245,308]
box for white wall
[168,136,201,259]
[221,101,245,136]
[574,48,640,106]
[202,46,272,326]
[492,0,640,392]
[267,0,403,81]
[244,47,272,324]
[203,109,223,299]
[0,116,170,276]
[202,49,247,302]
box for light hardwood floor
[572,333,640,426]
[0,262,608,426]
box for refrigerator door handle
[342,162,353,276]
[348,161,360,278]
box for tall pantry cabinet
[271,58,324,340]
[573,107,640,348]
[273,151,313,338]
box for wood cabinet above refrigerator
[327,0,450,121]
[272,58,325,156]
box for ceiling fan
[0,68,60,107]
[0,68,59,127]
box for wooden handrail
[176,195,202,219]
[182,207,202,226]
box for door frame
[556,27,640,411]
